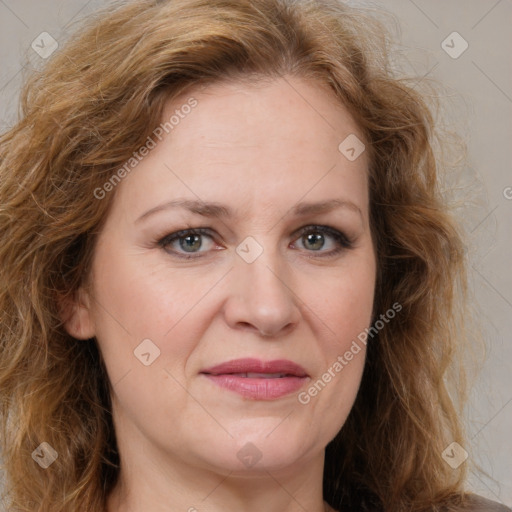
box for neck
[106,436,331,512]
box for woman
[0,0,508,511]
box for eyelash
[157,225,354,260]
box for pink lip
[200,358,309,400]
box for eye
[158,228,218,259]
[157,225,354,260]
[291,225,353,258]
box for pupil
[181,234,201,252]
[305,233,324,250]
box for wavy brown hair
[0,0,475,510]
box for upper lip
[200,358,308,377]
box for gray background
[0,0,510,506]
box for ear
[58,286,95,340]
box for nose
[222,242,301,339]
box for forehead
[113,76,370,223]
[167,76,365,154]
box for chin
[189,418,322,474]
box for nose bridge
[224,234,301,337]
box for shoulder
[449,494,512,512]
[327,494,511,512]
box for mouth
[217,372,294,378]
[200,358,309,400]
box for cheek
[88,240,221,383]
[298,254,375,426]
[87,245,221,434]
[313,257,376,352]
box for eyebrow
[135,198,362,223]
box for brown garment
[330,494,511,511]
[453,494,511,511]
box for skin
[62,75,376,512]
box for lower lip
[202,374,308,400]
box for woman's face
[68,76,376,476]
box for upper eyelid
[160,225,343,239]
